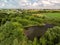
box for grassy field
[43,13,60,18]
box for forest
[0,9,60,45]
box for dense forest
[0,9,60,45]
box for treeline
[0,9,60,14]
[38,10,60,13]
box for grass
[43,13,60,18]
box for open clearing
[43,13,60,18]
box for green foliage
[0,9,60,45]
[39,26,60,45]
[0,22,24,45]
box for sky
[0,0,60,9]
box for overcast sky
[0,0,60,9]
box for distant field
[32,13,60,19]
[43,13,60,18]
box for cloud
[0,0,60,9]
[0,3,5,7]
[32,2,38,6]
[0,0,20,8]
[19,0,60,9]
[49,0,60,3]
[42,1,51,4]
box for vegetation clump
[0,9,60,45]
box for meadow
[43,13,60,18]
